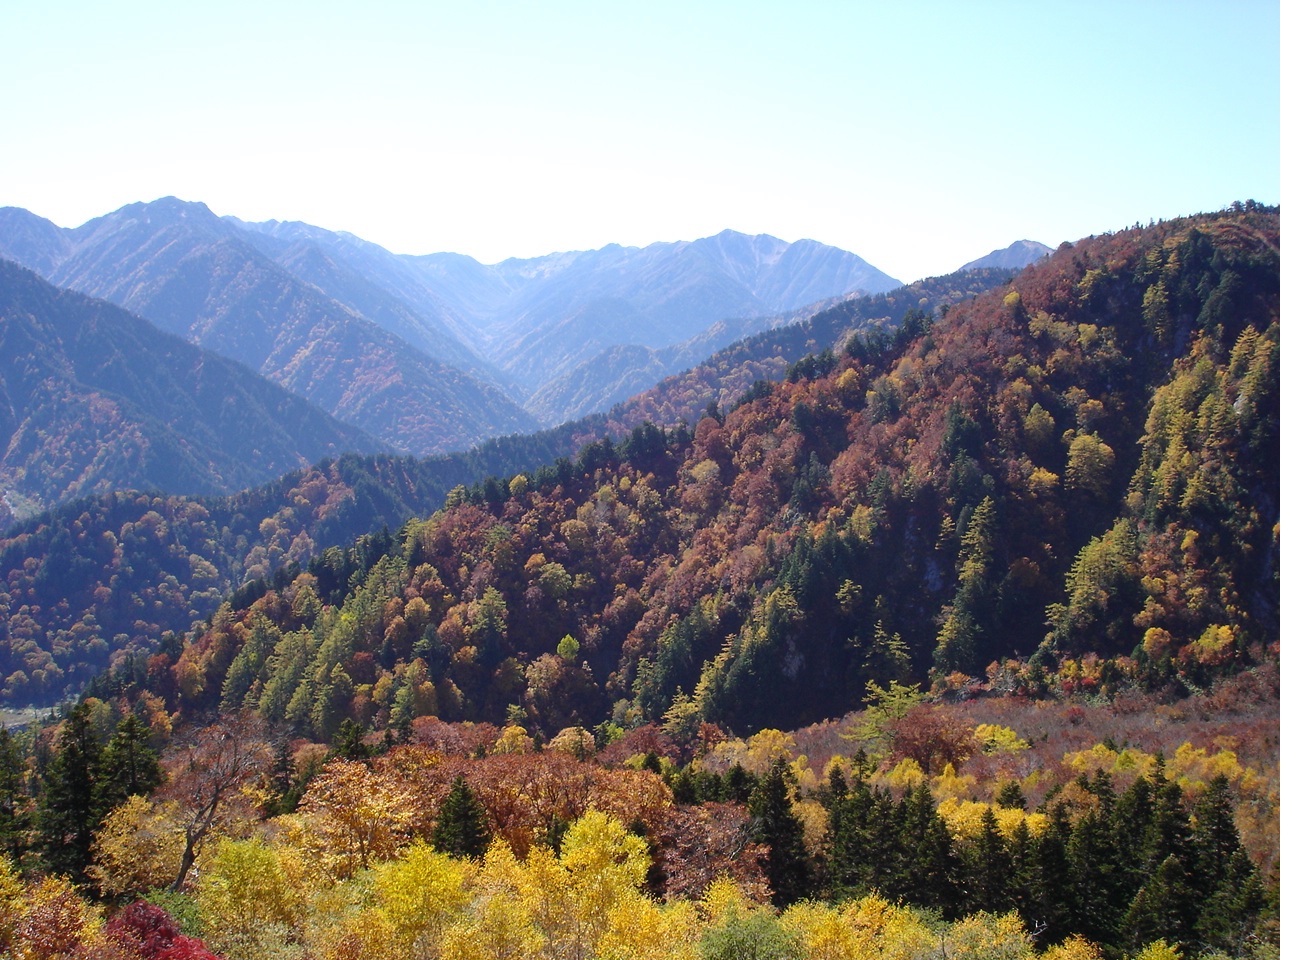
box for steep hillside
[2,203,904,434]
[227,216,500,383]
[0,200,539,453]
[0,259,387,522]
[0,265,998,707]
[72,206,1278,738]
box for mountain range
[0,258,386,516]
[0,200,904,460]
[0,204,1274,717]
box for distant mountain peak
[959,239,1052,273]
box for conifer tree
[1124,854,1194,950]
[1031,801,1074,943]
[966,806,1010,913]
[748,758,812,907]
[896,783,960,916]
[431,775,490,859]
[0,727,28,863]
[37,701,105,882]
[97,713,163,811]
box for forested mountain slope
[0,200,540,453]
[0,262,999,707]
[0,260,386,522]
[0,202,905,435]
[74,205,1277,738]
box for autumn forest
[0,204,1281,960]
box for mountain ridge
[0,257,388,522]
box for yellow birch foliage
[975,723,1030,753]
[873,757,925,792]
[943,911,1035,960]
[1041,934,1105,960]
[595,896,698,960]
[440,893,543,960]
[937,799,1048,842]
[90,795,187,897]
[933,762,977,801]
[832,894,939,960]
[779,901,861,960]
[700,875,754,923]
[371,841,474,955]
[0,856,25,947]
[319,909,404,960]
[197,836,303,951]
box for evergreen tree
[330,718,373,761]
[1066,807,1124,948]
[97,713,163,811]
[1124,854,1194,950]
[896,783,961,917]
[748,759,812,907]
[965,806,1010,913]
[1005,817,1037,923]
[431,775,490,859]
[1030,801,1074,943]
[0,727,28,863]
[37,701,106,882]
[826,783,898,900]
[1186,774,1267,954]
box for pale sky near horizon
[0,1,1280,283]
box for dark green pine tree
[965,806,1010,914]
[748,758,812,907]
[1066,806,1125,949]
[37,702,106,883]
[1005,817,1037,923]
[1124,853,1195,951]
[432,775,491,859]
[996,780,1027,810]
[1030,801,1075,944]
[96,713,164,812]
[330,718,374,761]
[895,783,961,917]
[1193,848,1269,955]
[1187,774,1268,954]
[0,727,29,863]
[826,783,899,900]
[1188,774,1243,893]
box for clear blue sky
[0,0,1280,282]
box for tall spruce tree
[432,775,490,859]
[966,806,1010,913]
[0,727,28,863]
[37,701,105,882]
[748,758,812,907]
[896,783,961,917]
[97,713,163,811]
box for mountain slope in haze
[404,230,901,400]
[959,239,1052,272]
[0,258,387,523]
[225,216,504,387]
[0,200,540,453]
[529,289,875,424]
[1,201,902,433]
